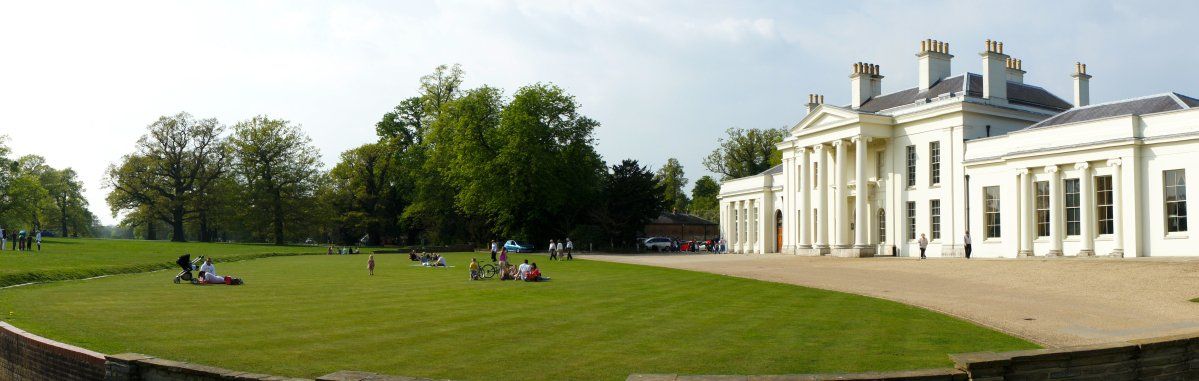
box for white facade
[719,39,1199,258]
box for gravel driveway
[583,253,1199,348]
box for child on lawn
[368,255,375,275]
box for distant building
[643,212,718,240]
[720,38,1199,258]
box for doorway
[775,210,783,253]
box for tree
[327,143,397,245]
[702,127,787,180]
[428,83,605,243]
[230,116,322,245]
[105,113,229,241]
[595,159,665,247]
[655,158,689,212]
[690,175,720,222]
[40,168,91,237]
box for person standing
[489,240,498,262]
[498,247,509,269]
[963,230,972,259]
[0,226,5,251]
[368,255,376,276]
[565,238,574,260]
[17,230,26,251]
[918,233,928,259]
[35,230,41,251]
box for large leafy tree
[702,127,787,180]
[39,167,91,237]
[655,158,689,212]
[327,143,396,245]
[595,159,665,246]
[428,83,605,243]
[230,116,322,245]
[105,112,229,241]
[690,175,720,222]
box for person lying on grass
[197,271,243,285]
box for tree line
[102,65,788,247]
[0,136,95,237]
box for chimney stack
[1005,57,1025,84]
[806,93,825,114]
[1072,62,1091,107]
[917,39,953,91]
[850,62,883,109]
[979,39,1009,101]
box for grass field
[0,238,321,287]
[0,248,1037,380]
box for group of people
[409,251,448,268]
[477,258,544,282]
[547,238,573,260]
[195,257,243,285]
[327,246,360,255]
[0,227,41,252]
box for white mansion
[718,39,1199,258]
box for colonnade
[1014,159,1124,257]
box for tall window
[930,199,941,240]
[878,209,886,242]
[929,141,941,185]
[1096,175,1114,235]
[906,201,916,240]
[1064,178,1080,236]
[984,186,1001,238]
[906,145,916,187]
[1036,181,1050,237]
[1165,169,1188,233]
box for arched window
[878,209,886,243]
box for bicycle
[479,263,499,279]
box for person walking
[963,230,972,259]
[548,239,557,260]
[918,233,928,259]
[0,226,5,251]
[556,240,565,260]
[565,238,573,260]
[489,240,498,262]
[35,230,41,251]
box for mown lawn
[0,251,1036,380]
[0,238,320,287]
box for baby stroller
[173,254,204,284]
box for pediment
[789,105,861,135]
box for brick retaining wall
[0,322,106,381]
[3,318,1199,380]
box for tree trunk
[60,206,69,238]
[198,210,210,242]
[171,206,186,242]
[273,191,285,245]
[146,219,157,240]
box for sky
[2,0,1198,225]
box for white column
[1047,165,1063,256]
[853,136,871,250]
[799,147,812,249]
[1018,168,1033,256]
[1076,162,1095,256]
[833,139,848,248]
[782,154,794,253]
[1109,158,1124,257]
[815,144,828,249]
[749,199,757,253]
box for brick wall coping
[0,320,106,366]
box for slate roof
[855,73,1072,113]
[649,212,717,226]
[1027,93,1199,129]
[760,164,783,176]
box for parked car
[643,237,673,251]
[504,240,535,253]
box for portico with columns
[719,37,1199,258]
